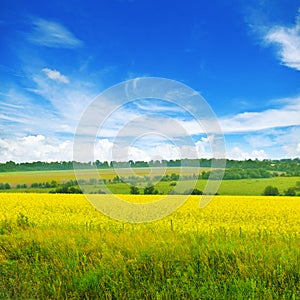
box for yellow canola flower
[0,193,299,236]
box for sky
[1,0,300,162]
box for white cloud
[265,11,300,70]
[0,135,73,162]
[42,68,69,84]
[28,18,83,48]
[219,97,300,133]
[228,147,268,161]
[94,139,113,162]
[159,96,300,135]
[282,143,300,158]
[94,136,212,162]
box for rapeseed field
[0,193,299,299]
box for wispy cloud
[31,72,96,133]
[42,68,69,84]
[28,18,83,48]
[220,97,300,132]
[0,89,64,138]
[264,10,300,71]
[0,68,96,140]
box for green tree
[130,185,140,194]
[284,187,296,196]
[144,184,158,195]
[183,188,203,195]
[263,185,279,196]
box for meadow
[1,168,300,195]
[0,193,299,299]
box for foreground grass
[0,194,299,299]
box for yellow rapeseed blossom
[0,193,299,236]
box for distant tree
[50,180,58,187]
[112,176,120,183]
[49,185,82,194]
[263,185,279,196]
[144,184,158,195]
[284,187,296,196]
[45,182,51,188]
[190,188,203,195]
[170,173,179,181]
[130,185,140,194]
[0,183,11,190]
[183,188,203,195]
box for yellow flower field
[0,193,299,299]
[0,193,299,234]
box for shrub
[263,185,279,196]
[144,184,158,195]
[130,185,140,194]
[183,188,203,195]
[284,187,296,196]
[49,186,83,194]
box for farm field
[0,167,200,185]
[0,193,299,299]
[1,168,299,195]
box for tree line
[0,158,299,175]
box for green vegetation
[263,185,280,196]
[143,184,158,195]
[1,229,299,299]
[1,174,300,196]
[0,182,11,190]
[130,185,140,194]
[284,187,296,196]
[0,158,299,196]
[1,158,300,176]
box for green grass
[216,176,300,195]
[153,177,300,195]
[0,224,299,299]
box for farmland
[1,163,299,298]
[1,168,300,196]
[0,193,299,299]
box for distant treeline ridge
[0,158,299,175]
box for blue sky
[1,0,300,162]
